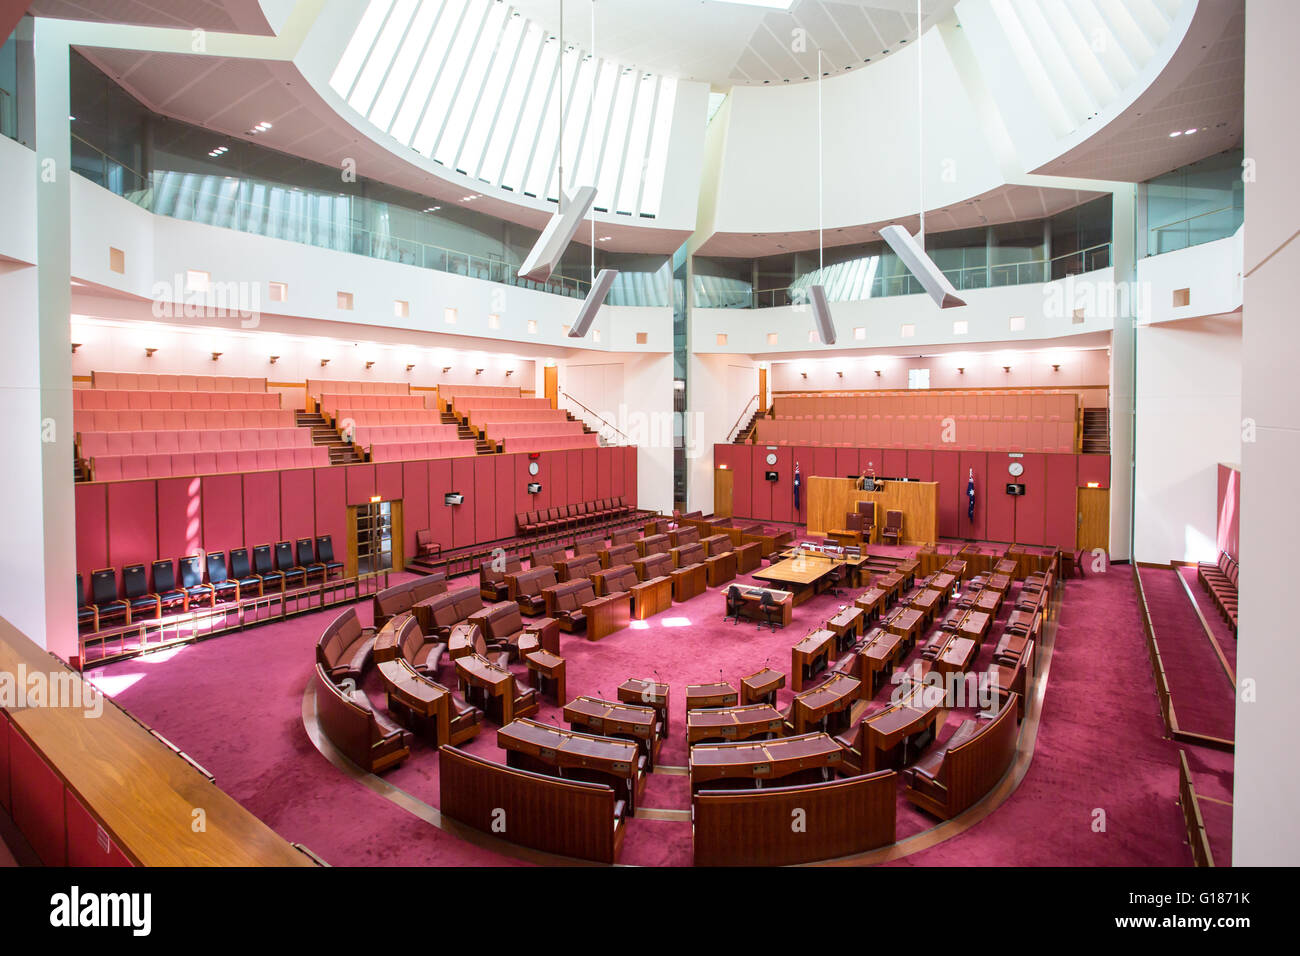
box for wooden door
[1076,488,1109,553]
[544,365,558,409]
[758,367,768,414]
[714,467,734,518]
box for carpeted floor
[1177,566,1238,674]
[1137,566,1236,742]
[84,544,1232,867]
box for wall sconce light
[210,352,222,361]
[956,367,965,374]
[442,366,452,373]
[71,343,82,354]
[405,364,415,372]
[836,370,844,378]
[874,369,882,377]
[145,347,158,358]
[475,368,484,375]
[1002,365,1012,373]
[320,358,331,367]
[269,355,280,365]
[505,369,514,377]
[365,361,375,370]
[1051,363,1061,372]
[800,372,808,379]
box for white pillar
[1233,0,1300,866]
[1107,186,1137,562]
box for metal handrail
[1149,204,1239,234]
[560,391,632,444]
[726,394,759,443]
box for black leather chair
[77,574,98,630]
[179,555,215,608]
[725,585,743,624]
[89,568,128,625]
[274,541,307,588]
[149,559,188,613]
[315,535,344,579]
[295,538,328,582]
[252,545,284,592]
[205,551,240,602]
[122,564,161,620]
[758,589,781,632]
[228,548,264,596]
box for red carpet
[1137,566,1235,742]
[85,551,1231,866]
[1178,565,1237,674]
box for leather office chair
[228,548,264,596]
[725,585,743,625]
[827,563,846,597]
[882,510,903,545]
[122,564,161,620]
[205,551,240,602]
[296,538,328,582]
[315,536,345,579]
[149,559,188,613]
[76,574,98,630]
[758,590,781,632]
[178,555,215,608]
[252,544,284,592]
[89,568,129,626]
[274,541,308,588]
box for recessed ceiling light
[1169,130,1182,137]
[423,206,441,212]
[598,236,613,242]
[1184,128,1197,135]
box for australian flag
[967,468,976,521]
[793,461,802,512]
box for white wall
[1133,316,1242,563]
[1137,229,1244,325]
[1234,0,1300,867]
[686,352,760,515]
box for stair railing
[726,395,760,443]
[560,392,632,445]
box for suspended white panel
[640,76,676,218]
[329,0,394,98]
[368,0,442,133]
[351,0,419,119]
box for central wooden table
[791,629,835,691]
[687,704,784,744]
[689,732,845,791]
[752,553,841,606]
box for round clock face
[1008,462,1025,477]
[528,461,540,476]
[766,453,778,466]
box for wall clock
[766,452,778,466]
[528,461,540,476]
[1008,462,1025,477]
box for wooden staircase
[733,407,764,443]
[443,410,495,454]
[1082,407,1110,455]
[298,410,363,464]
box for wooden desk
[701,534,733,556]
[883,607,925,648]
[687,704,785,744]
[689,733,845,791]
[934,636,977,676]
[631,575,673,620]
[454,653,518,725]
[791,629,835,691]
[734,541,762,574]
[854,587,888,623]
[958,610,993,644]
[582,592,631,641]
[790,672,860,735]
[524,649,566,704]
[378,657,453,746]
[618,679,670,736]
[564,696,662,770]
[862,699,941,772]
[944,559,970,581]
[497,719,643,812]
[910,588,943,625]
[874,571,906,604]
[827,605,865,653]
[686,682,738,710]
[930,572,957,594]
[523,616,560,654]
[740,668,786,706]
[995,558,1019,578]
[447,621,478,660]
[730,585,793,628]
[636,534,670,557]
[705,550,738,587]
[860,629,906,697]
[752,554,837,606]
[670,563,707,602]
[974,588,1003,617]
[986,572,1012,595]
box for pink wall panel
[279,470,315,544]
[907,450,934,482]
[729,446,753,518]
[451,457,476,548]
[957,452,988,540]
[582,448,597,502]
[811,446,836,482]
[312,467,346,554]
[551,450,569,509]
[345,464,376,507]
[564,450,582,504]
[858,448,885,479]
[1013,454,1046,545]
[200,474,243,556]
[66,791,133,867]
[1217,464,1239,561]
[1077,454,1110,489]
[157,475,203,559]
[882,449,908,479]
[625,447,638,505]
[984,454,1016,544]
[514,455,536,527]
[597,449,612,499]
[376,462,404,502]
[402,460,429,562]
[108,477,160,577]
[473,456,496,542]
[932,450,960,539]
[7,727,66,865]
[1044,454,1078,550]
[75,483,108,582]
[242,471,281,550]
[751,445,772,521]
[611,445,625,498]
[834,448,858,478]
[773,446,796,523]
[426,459,453,551]
[494,456,516,540]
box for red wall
[1217,464,1240,561]
[76,448,637,590]
[718,443,1108,549]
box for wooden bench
[314,663,411,773]
[902,694,1020,820]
